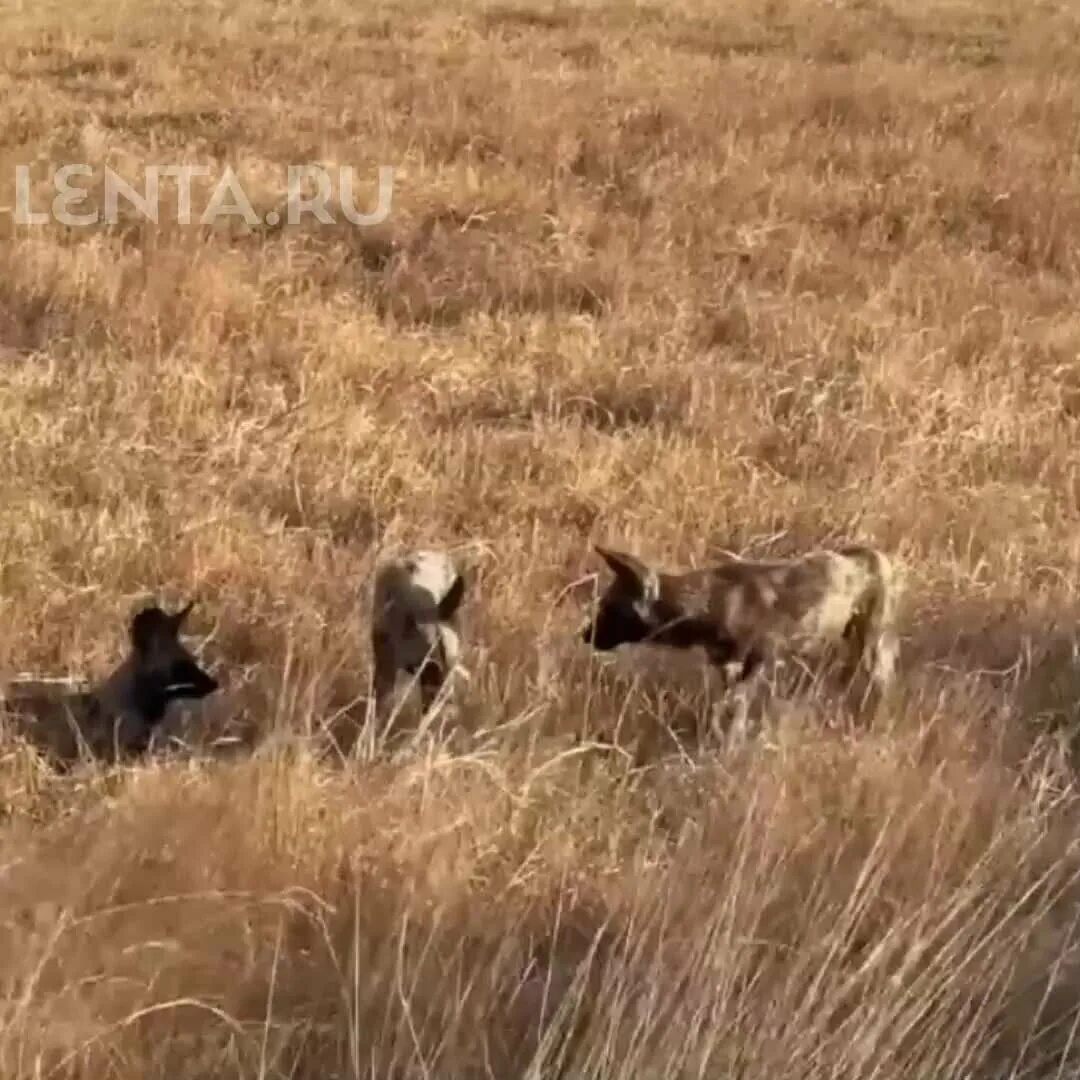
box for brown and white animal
[0,601,220,769]
[370,549,469,715]
[579,543,901,700]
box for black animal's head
[128,601,220,724]
[580,546,665,652]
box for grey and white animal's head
[371,549,469,711]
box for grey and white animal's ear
[594,546,660,605]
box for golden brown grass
[2,0,1080,1074]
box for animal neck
[131,677,170,725]
[94,658,167,728]
[648,611,717,649]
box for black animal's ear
[438,573,466,620]
[170,600,195,633]
[130,605,172,653]
[594,546,660,603]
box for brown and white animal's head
[370,549,469,712]
[579,545,741,664]
[580,546,667,652]
[2,600,220,766]
[580,542,901,697]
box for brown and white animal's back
[707,544,900,690]
[695,545,885,625]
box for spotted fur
[580,543,901,698]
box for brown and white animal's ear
[594,546,660,604]
[437,573,466,620]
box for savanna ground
[1,0,1080,1075]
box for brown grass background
[3,0,1080,1075]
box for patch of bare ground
[2,0,1080,1075]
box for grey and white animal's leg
[417,659,448,713]
[370,627,399,712]
[417,620,462,714]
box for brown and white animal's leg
[838,610,871,689]
[861,557,901,704]
[839,617,895,714]
[705,634,766,686]
[869,625,900,696]
[839,552,900,706]
[708,638,769,742]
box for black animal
[1,601,220,768]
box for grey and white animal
[0,600,220,768]
[370,549,469,714]
[579,543,901,700]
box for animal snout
[168,668,220,698]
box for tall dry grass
[2,0,1080,1075]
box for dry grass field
[2,0,1080,1074]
